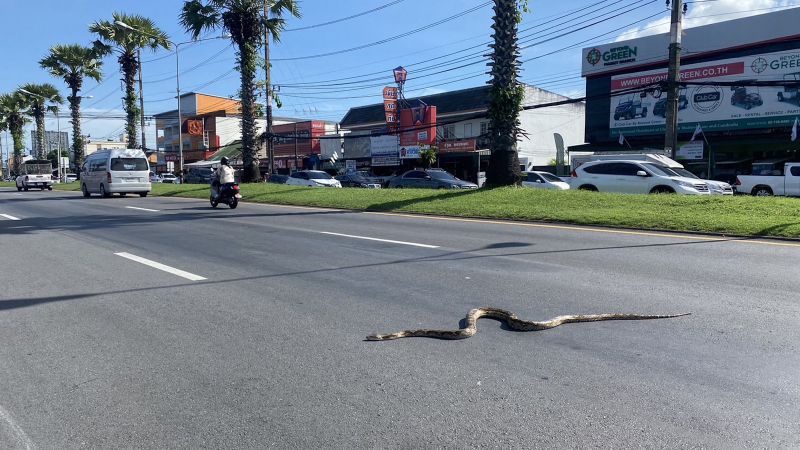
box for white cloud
[615,1,800,41]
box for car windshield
[347,174,367,182]
[307,171,332,180]
[428,170,458,181]
[669,168,699,179]
[110,158,148,171]
[642,164,675,176]
[538,172,563,182]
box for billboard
[273,121,326,157]
[399,103,437,146]
[608,49,800,138]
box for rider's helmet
[220,156,230,166]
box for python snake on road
[366,307,689,341]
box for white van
[80,148,152,198]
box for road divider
[114,252,207,281]
[0,214,21,221]
[125,206,160,212]
[319,231,440,249]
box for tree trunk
[485,0,524,188]
[69,77,84,175]
[237,40,260,182]
[11,123,24,176]
[35,112,46,160]
[120,52,140,149]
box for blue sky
[1,0,797,153]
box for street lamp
[116,20,229,180]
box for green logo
[587,48,602,66]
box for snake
[366,307,690,341]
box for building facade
[30,130,69,157]
[576,8,800,182]
[339,85,585,183]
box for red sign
[383,86,398,99]
[186,119,204,136]
[399,105,437,146]
[382,86,399,130]
[439,139,477,153]
[272,121,327,157]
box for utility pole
[264,0,275,176]
[137,49,147,151]
[664,0,684,159]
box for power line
[284,0,408,32]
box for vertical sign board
[383,87,399,132]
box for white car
[160,173,178,184]
[665,167,733,195]
[65,173,78,183]
[285,170,342,188]
[571,160,710,195]
[15,160,54,191]
[522,171,570,190]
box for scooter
[210,182,241,209]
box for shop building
[575,8,800,182]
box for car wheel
[100,184,110,198]
[229,198,238,209]
[82,184,91,197]
[650,186,675,194]
[47,186,52,191]
[16,186,22,192]
[578,185,598,191]
[139,192,148,198]
[752,186,773,196]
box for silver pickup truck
[734,162,800,196]
[15,160,53,191]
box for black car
[335,173,382,188]
[387,168,478,189]
[267,174,289,184]
[184,167,214,184]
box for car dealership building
[572,8,800,181]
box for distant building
[153,92,303,166]
[30,130,69,156]
[83,139,128,159]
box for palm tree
[90,13,171,148]
[181,0,301,182]
[0,93,31,176]
[40,44,104,174]
[18,83,63,160]
[485,0,526,187]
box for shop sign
[677,141,704,160]
[372,156,400,166]
[439,139,476,153]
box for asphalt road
[1,188,798,449]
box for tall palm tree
[0,93,31,175]
[40,44,104,174]
[485,0,525,187]
[18,83,63,160]
[181,0,301,182]
[90,13,170,148]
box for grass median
[52,182,800,238]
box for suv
[613,98,647,121]
[571,160,710,195]
[184,167,214,184]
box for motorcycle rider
[211,157,236,199]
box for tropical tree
[180,0,301,182]
[40,44,104,174]
[485,0,528,187]
[0,93,31,176]
[18,83,63,159]
[419,146,437,169]
[90,13,171,148]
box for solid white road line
[0,403,34,450]
[114,252,207,281]
[319,231,440,249]
[125,206,160,212]
[0,214,21,221]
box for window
[583,163,619,175]
[526,173,543,182]
[617,163,643,176]
[307,171,332,180]
[290,172,308,179]
[404,171,427,179]
[480,122,488,136]
[110,158,148,171]
[464,123,473,138]
[428,170,457,181]
[539,172,563,182]
[443,125,456,139]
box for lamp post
[115,20,228,181]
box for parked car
[267,174,289,184]
[160,173,178,184]
[65,173,78,183]
[522,171,570,190]
[387,169,478,189]
[571,160,710,195]
[149,173,161,183]
[734,162,800,196]
[664,167,733,195]
[15,160,54,191]
[336,172,382,188]
[285,170,341,188]
[80,148,151,198]
[184,167,214,184]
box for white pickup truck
[15,160,54,191]
[734,162,800,196]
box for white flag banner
[691,124,703,142]
[618,132,625,146]
[792,117,798,142]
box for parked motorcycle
[210,182,241,209]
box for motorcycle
[210,182,241,209]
